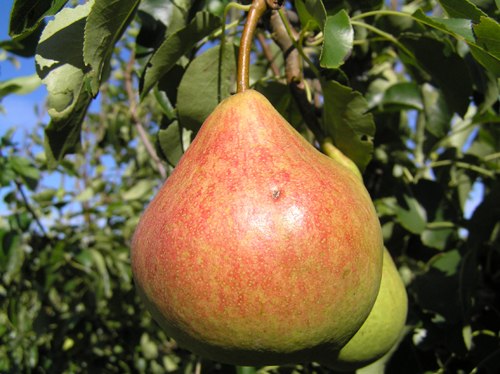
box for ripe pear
[319,247,408,371]
[131,90,384,366]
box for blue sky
[1,0,48,135]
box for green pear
[131,90,384,366]
[319,247,408,371]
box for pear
[319,247,408,371]
[131,90,384,366]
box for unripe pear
[131,90,384,366]
[319,247,408,371]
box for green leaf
[320,10,353,69]
[436,0,487,23]
[432,249,461,276]
[397,193,427,234]
[421,83,452,138]
[74,186,94,202]
[381,82,424,111]
[255,81,292,120]
[158,121,184,167]
[468,184,500,247]
[473,17,500,60]
[399,35,472,117]
[9,0,68,40]
[157,64,185,109]
[320,79,375,172]
[469,42,500,78]
[35,1,92,121]
[236,367,256,374]
[44,116,86,169]
[294,0,327,31]
[35,0,94,168]
[84,0,140,96]
[177,44,237,133]
[2,21,46,57]
[1,231,23,285]
[421,226,454,250]
[140,12,221,99]
[139,0,187,34]
[89,249,112,298]
[9,156,40,191]
[411,9,475,43]
[415,260,462,323]
[439,106,478,152]
[121,180,156,200]
[0,74,42,99]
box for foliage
[1,0,500,373]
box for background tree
[1,0,500,373]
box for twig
[268,10,325,143]
[15,180,47,235]
[256,32,282,79]
[124,50,167,180]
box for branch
[15,180,46,235]
[256,32,282,79]
[268,10,325,143]
[124,50,167,180]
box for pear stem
[237,0,268,93]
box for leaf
[397,193,427,234]
[436,0,487,23]
[415,261,462,323]
[320,79,375,172]
[432,249,461,276]
[439,106,478,152]
[35,0,94,168]
[469,42,500,78]
[177,44,237,133]
[157,64,185,108]
[421,226,454,250]
[140,333,158,360]
[158,121,184,167]
[9,156,40,191]
[409,10,500,77]
[294,0,327,31]
[9,0,68,40]
[2,21,46,57]
[421,83,453,138]
[0,74,42,99]
[468,184,500,248]
[136,10,167,51]
[473,17,500,61]
[84,0,140,96]
[139,0,187,33]
[89,249,112,298]
[381,82,424,111]
[44,115,86,169]
[121,180,157,200]
[1,231,23,285]
[399,35,472,117]
[74,186,94,202]
[320,10,353,69]
[411,9,475,43]
[140,12,221,99]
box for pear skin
[131,90,384,366]
[319,247,408,371]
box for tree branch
[15,180,46,235]
[256,32,282,79]
[268,10,325,144]
[124,51,167,180]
